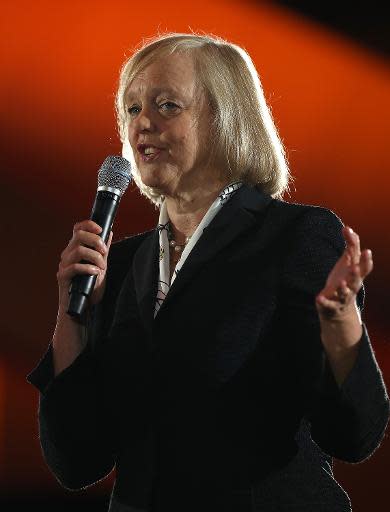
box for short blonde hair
[116,33,291,206]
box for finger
[352,230,361,265]
[59,262,101,283]
[341,246,352,266]
[67,230,107,256]
[336,280,354,305]
[62,245,107,270]
[73,220,102,236]
[315,294,341,318]
[360,249,373,279]
[343,226,359,265]
[343,226,361,265]
[106,231,114,251]
[344,264,363,294]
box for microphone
[67,155,132,318]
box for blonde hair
[116,33,291,206]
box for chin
[139,172,162,189]
[137,166,165,190]
[137,162,178,197]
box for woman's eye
[127,105,140,117]
[159,102,180,113]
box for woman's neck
[165,180,228,243]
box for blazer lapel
[132,229,159,334]
[158,185,273,312]
[132,185,274,331]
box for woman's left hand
[316,226,373,322]
[315,227,373,385]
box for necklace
[167,223,191,253]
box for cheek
[163,122,200,159]
[127,125,137,149]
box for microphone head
[98,155,132,196]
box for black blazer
[28,184,390,512]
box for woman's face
[126,52,220,198]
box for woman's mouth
[137,144,164,162]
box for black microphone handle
[67,190,120,318]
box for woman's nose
[135,106,156,133]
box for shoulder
[269,199,345,248]
[108,229,155,265]
[276,201,348,294]
[103,229,155,291]
[252,192,345,256]
[271,198,343,225]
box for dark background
[1,0,389,510]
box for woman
[28,33,389,512]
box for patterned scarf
[154,181,243,317]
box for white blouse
[154,181,243,317]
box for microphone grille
[98,155,132,196]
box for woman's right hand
[57,220,113,313]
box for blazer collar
[133,184,273,332]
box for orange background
[1,0,389,510]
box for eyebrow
[125,86,186,103]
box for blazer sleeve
[280,206,390,463]
[26,335,115,490]
[26,239,137,490]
